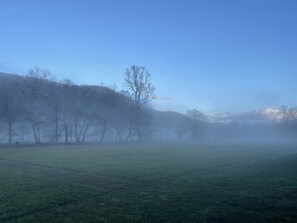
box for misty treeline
[0,66,158,144]
[0,66,297,145]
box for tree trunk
[8,122,12,144]
[74,120,80,143]
[82,123,90,143]
[137,124,141,142]
[37,127,41,144]
[54,110,58,143]
[100,119,107,143]
[125,125,133,141]
[64,124,69,143]
[31,124,38,144]
[115,124,122,142]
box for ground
[0,143,297,223]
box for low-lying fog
[1,72,296,146]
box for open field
[0,144,297,223]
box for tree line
[1,66,297,145]
[0,66,158,144]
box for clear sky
[0,0,296,114]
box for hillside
[0,72,189,144]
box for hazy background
[1,0,296,115]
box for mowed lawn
[0,144,297,223]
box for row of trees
[2,65,295,145]
[0,66,157,144]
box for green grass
[0,144,297,223]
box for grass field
[0,144,297,223]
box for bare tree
[72,86,95,143]
[177,109,206,140]
[279,106,297,132]
[60,79,76,144]
[279,106,290,125]
[124,65,155,141]
[46,82,62,143]
[124,65,155,107]
[20,67,53,144]
[0,84,19,144]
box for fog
[0,70,296,146]
[1,2,297,223]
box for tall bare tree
[20,67,53,144]
[124,65,155,141]
[124,65,155,106]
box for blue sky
[0,0,296,114]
